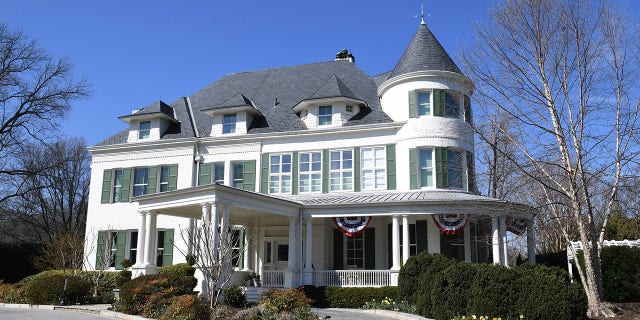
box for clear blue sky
[2,1,638,146]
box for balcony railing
[262,270,285,288]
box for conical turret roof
[389,23,461,77]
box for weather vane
[421,0,425,24]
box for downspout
[184,96,201,255]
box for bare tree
[0,23,89,205]
[462,0,640,317]
[83,227,116,299]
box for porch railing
[313,270,390,287]
[262,270,285,288]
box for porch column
[492,216,500,264]
[464,222,472,262]
[527,220,536,264]
[143,211,158,274]
[199,203,211,301]
[499,216,508,266]
[402,215,410,265]
[132,211,147,278]
[285,216,298,288]
[220,205,230,267]
[303,216,313,285]
[187,218,195,255]
[390,215,401,286]
[242,225,250,271]
[210,203,220,264]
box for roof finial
[421,0,425,25]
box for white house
[84,21,536,289]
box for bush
[601,246,640,302]
[116,273,197,315]
[23,273,91,305]
[159,295,210,320]
[398,253,455,316]
[259,288,313,313]
[0,280,27,303]
[429,261,478,320]
[467,264,518,318]
[323,286,398,308]
[158,263,196,276]
[223,286,246,308]
[114,270,132,288]
[21,269,118,304]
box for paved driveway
[0,308,110,320]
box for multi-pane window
[330,150,353,191]
[445,92,460,118]
[230,228,243,268]
[129,231,138,264]
[156,230,165,267]
[232,163,244,189]
[346,233,364,269]
[113,169,123,202]
[133,168,149,196]
[362,147,386,190]
[213,163,225,184]
[222,114,236,134]
[400,224,417,257]
[448,149,464,189]
[269,154,292,194]
[299,152,322,193]
[109,232,118,268]
[159,166,170,192]
[318,105,332,125]
[139,121,151,139]
[419,149,434,187]
[346,105,353,113]
[417,91,431,116]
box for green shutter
[147,166,158,194]
[120,168,131,202]
[409,148,418,189]
[467,151,476,193]
[365,228,375,269]
[333,229,344,269]
[322,149,329,193]
[101,170,112,204]
[238,229,245,269]
[434,89,445,116]
[435,147,448,188]
[387,223,392,268]
[168,164,178,191]
[260,153,269,194]
[198,163,212,186]
[242,160,256,191]
[163,229,174,266]
[354,147,360,192]
[292,152,298,195]
[464,95,472,123]
[96,231,106,269]
[408,90,417,118]
[386,145,396,190]
[115,230,126,270]
[416,220,428,254]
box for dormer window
[222,114,237,134]
[318,105,332,125]
[139,121,151,139]
[346,105,353,113]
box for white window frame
[345,233,365,269]
[133,167,149,196]
[112,169,123,202]
[318,105,332,126]
[269,154,292,194]
[419,149,434,188]
[330,149,353,192]
[139,121,151,139]
[159,166,170,192]
[361,147,386,190]
[299,151,322,193]
[417,91,431,116]
[128,230,138,264]
[222,114,237,134]
[232,162,244,189]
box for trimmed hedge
[115,273,198,315]
[399,252,587,320]
[300,285,397,308]
[22,269,118,304]
[23,273,91,305]
[158,263,196,276]
[601,246,640,302]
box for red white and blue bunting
[432,214,469,235]
[507,218,527,235]
[333,216,371,237]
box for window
[400,224,417,257]
[346,233,364,269]
[222,114,236,134]
[318,105,332,125]
[230,228,244,268]
[330,150,353,191]
[417,91,431,116]
[139,121,151,139]
[133,168,149,196]
[445,92,460,118]
[299,152,322,193]
[346,105,353,113]
[232,163,244,189]
[277,244,289,262]
[362,147,386,190]
[129,231,138,264]
[213,163,225,184]
[156,230,165,267]
[109,232,118,268]
[269,154,292,194]
[264,242,272,264]
[113,169,123,202]
[448,149,464,189]
[419,149,434,187]
[159,166,170,192]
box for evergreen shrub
[116,273,197,315]
[467,264,517,318]
[223,286,246,308]
[323,286,398,308]
[601,246,640,302]
[23,273,91,305]
[429,262,478,320]
[158,263,196,276]
[259,288,313,312]
[398,252,455,316]
[159,294,210,320]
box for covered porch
[131,185,536,289]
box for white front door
[262,238,289,270]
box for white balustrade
[262,270,285,288]
[313,270,391,287]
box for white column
[211,203,220,264]
[391,215,400,270]
[287,217,297,269]
[464,222,472,262]
[220,205,230,266]
[427,217,441,254]
[527,220,536,264]
[499,216,508,267]
[402,215,410,265]
[242,225,250,271]
[187,218,195,255]
[135,211,147,266]
[492,216,500,264]
[303,216,314,285]
[143,212,158,273]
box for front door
[274,241,289,270]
